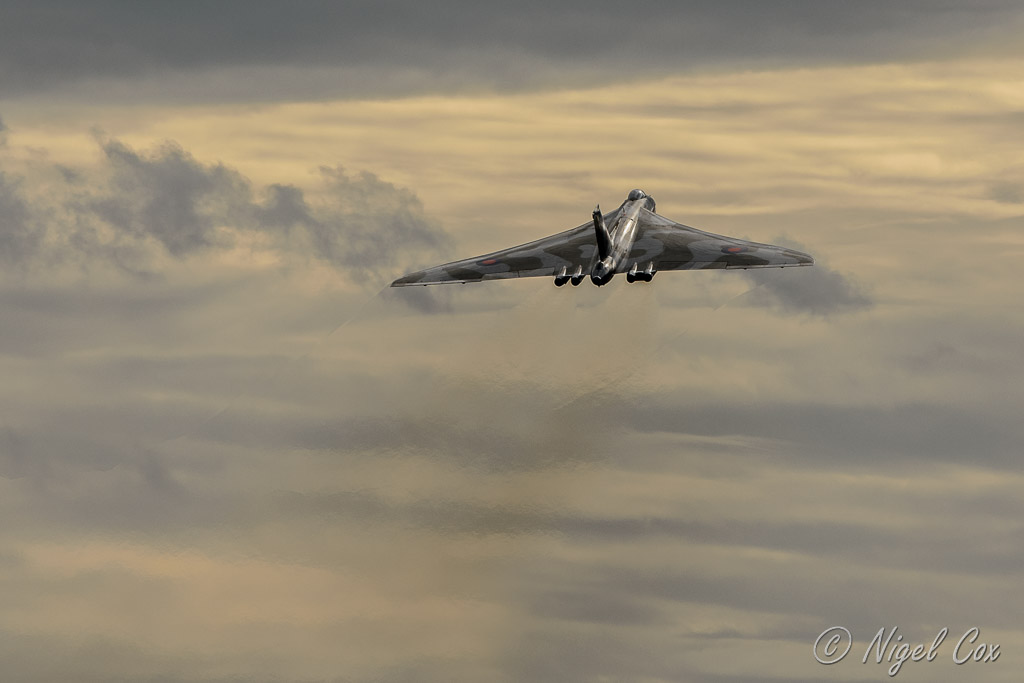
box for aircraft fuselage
[590,189,656,286]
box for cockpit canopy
[627,189,647,201]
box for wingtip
[391,270,426,287]
[783,248,814,266]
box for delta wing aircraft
[391,189,813,287]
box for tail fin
[592,205,611,260]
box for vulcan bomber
[391,189,813,287]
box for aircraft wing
[391,215,613,286]
[624,209,814,272]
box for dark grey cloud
[192,377,619,473]
[380,285,454,314]
[269,487,1024,579]
[0,133,451,280]
[2,1,1022,102]
[741,240,872,315]
[988,181,1023,204]
[90,138,251,257]
[298,167,453,274]
[900,341,1001,376]
[0,171,39,266]
[628,397,1023,468]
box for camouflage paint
[391,191,813,287]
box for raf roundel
[478,258,499,266]
[721,245,748,254]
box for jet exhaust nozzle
[570,265,584,286]
[626,263,656,283]
[590,259,614,286]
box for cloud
[5,54,1024,682]
[2,1,1023,102]
[380,284,454,314]
[89,138,251,257]
[988,181,1023,204]
[0,132,451,282]
[298,166,453,275]
[0,171,39,266]
[624,395,1024,469]
[741,240,872,315]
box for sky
[1,2,1024,681]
